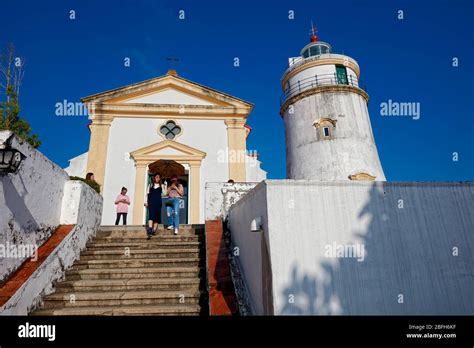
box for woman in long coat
[144,173,163,238]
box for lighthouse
[280,25,386,181]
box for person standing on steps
[166,175,184,235]
[144,173,163,239]
[114,187,130,225]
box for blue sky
[1,0,473,180]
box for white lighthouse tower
[280,25,386,181]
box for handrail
[280,53,359,82]
[280,73,366,105]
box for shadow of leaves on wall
[280,183,384,315]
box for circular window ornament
[159,120,182,140]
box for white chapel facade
[66,70,266,225]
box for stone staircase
[31,225,208,316]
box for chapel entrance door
[147,159,188,224]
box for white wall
[64,151,88,178]
[205,182,259,221]
[228,182,269,315]
[246,156,267,183]
[1,181,103,315]
[0,131,103,314]
[229,180,474,315]
[0,131,69,283]
[102,117,229,224]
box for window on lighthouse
[336,65,348,85]
[323,127,330,137]
[313,117,337,140]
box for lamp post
[0,148,24,174]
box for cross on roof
[166,57,179,70]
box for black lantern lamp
[0,148,24,174]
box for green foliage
[0,84,41,148]
[69,176,101,194]
[0,44,41,148]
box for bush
[69,176,101,194]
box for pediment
[122,87,214,106]
[148,146,186,156]
[313,117,337,128]
[130,140,206,160]
[82,73,252,110]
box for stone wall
[228,180,474,315]
[205,182,258,221]
[205,181,262,315]
[0,131,69,283]
[0,131,103,315]
[0,181,102,315]
[227,182,270,315]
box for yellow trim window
[313,117,337,140]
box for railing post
[298,80,301,92]
[315,75,318,86]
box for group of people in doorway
[113,173,184,239]
[145,173,184,238]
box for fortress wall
[229,180,474,315]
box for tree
[0,44,40,148]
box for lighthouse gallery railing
[280,73,367,106]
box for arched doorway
[130,140,207,224]
[148,159,185,178]
[147,159,189,224]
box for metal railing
[280,73,366,105]
[280,53,360,82]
